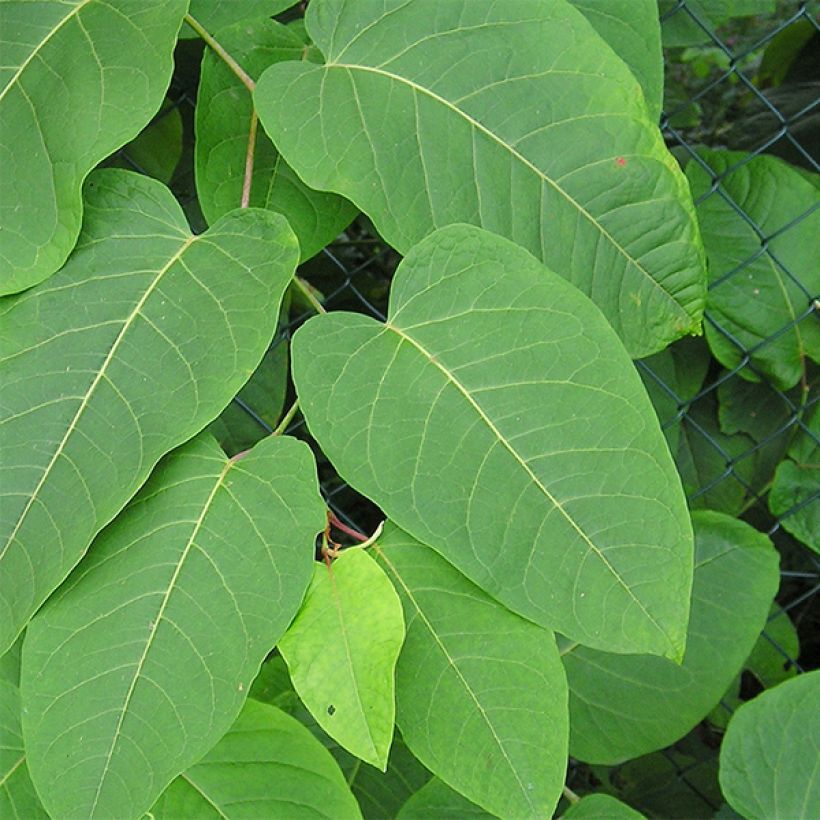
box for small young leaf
[0,169,299,655]
[196,18,356,260]
[255,0,706,357]
[562,511,779,764]
[687,150,820,391]
[350,737,432,820]
[376,524,568,819]
[293,224,693,659]
[0,681,47,819]
[149,699,362,819]
[21,433,325,820]
[720,671,820,820]
[0,0,188,292]
[563,793,645,819]
[181,0,298,37]
[209,340,290,456]
[278,549,405,770]
[396,778,493,819]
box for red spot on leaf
[616,157,627,167]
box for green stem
[562,785,581,805]
[241,111,258,208]
[185,14,256,93]
[272,399,300,436]
[294,276,328,314]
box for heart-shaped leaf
[0,168,299,655]
[0,0,188,293]
[293,224,693,658]
[278,549,405,769]
[255,0,706,356]
[21,432,325,820]
[196,18,356,260]
[719,671,820,820]
[376,524,569,818]
[687,150,820,391]
[149,699,362,819]
[562,511,779,764]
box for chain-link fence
[112,3,818,814]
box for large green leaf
[21,432,324,819]
[196,18,356,260]
[278,549,405,769]
[396,778,493,819]
[0,1,188,293]
[149,699,362,819]
[0,682,47,819]
[255,0,706,357]
[719,671,820,819]
[562,511,779,764]
[567,0,663,122]
[376,524,569,818]
[687,150,820,391]
[0,168,299,656]
[293,224,693,658]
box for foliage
[0,2,816,818]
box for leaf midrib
[88,456,234,816]
[2,234,195,584]
[0,0,95,104]
[329,61,691,324]
[386,322,674,653]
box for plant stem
[562,785,581,805]
[272,399,300,436]
[294,275,328,314]
[185,14,256,93]
[329,513,368,543]
[241,111,258,208]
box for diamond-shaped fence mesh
[112,2,818,812]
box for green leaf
[720,671,820,820]
[687,150,820,391]
[747,606,800,689]
[293,224,693,658]
[0,636,21,688]
[350,737,432,820]
[255,0,706,357]
[563,793,645,819]
[0,0,188,293]
[562,510,779,764]
[0,169,299,655]
[208,340,290,456]
[675,391,756,514]
[149,699,362,819]
[396,778,493,819]
[21,432,324,820]
[659,1,776,47]
[769,460,819,553]
[278,549,405,770]
[111,97,184,184]
[638,335,711,453]
[181,0,298,37]
[196,18,356,260]
[567,0,663,122]
[0,681,47,819]
[376,523,568,819]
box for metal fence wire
[112,2,818,815]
